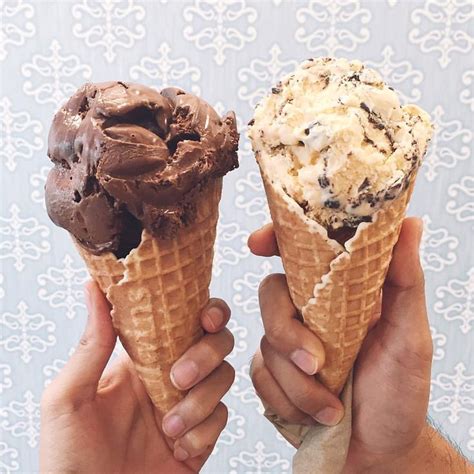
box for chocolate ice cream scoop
[46,82,239,257]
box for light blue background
[1,1,473,472]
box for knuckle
[259,336,270,357]
[181,431,204,455]
[258,273,282,298]
[216,402,228,424]
[414,337,433,364]
[221,361,235,386]
[221,329,235,356]
[291,385,315,411]
[249,354,262,384]
[250,367,261,391]
[186,394,211,422]
[278,406,310,425]
[265,323,287,348]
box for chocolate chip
[324,199,340,209]
[272,87,281,94]
[358,177,370,191]
[297,140,304,146]
[248,118,255,126]
[304,121,320,136]
[299,200,310,213]
[318,175,330,188]
[363,133,375,146]
[360,102,371,114]
[348,73,360,82]
[73,190,81,203]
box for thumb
[379,217,433,363]
[52,281,117,403]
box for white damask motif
[43,358,66,387]
[0,97,43,172]
[22,40,92,109]
[430,326,447,361]
[410,0,474,68]
[229,440,291,473]
[446,176,474,224]
[0,391,40,448]
[129,42,201,94]
[227,318,248,360]
[235,170,270,223]
[0,204,50,272]
[469,426,474,451]
[232,261,273,316]
[72,0,145,63]
[0,364,13,394]
[419,215,458,272]
[231,363,264,414]
[0,301,56,363]
[213,221,250,276]
[0,273,4,299]
[366,46,423,103]
[0,441,19,474]
[183,0,257,66]
[37,254,89,320]
[435,268,474,335]
[460,69,474,111]
[30,165,51,208]
[213,408,245,454]
[430,363,474,424]
[422,106,471,182]
[237,44,298,108]
[0,0,35,61]
[295,0,371,55]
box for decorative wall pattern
[1,0,473,472]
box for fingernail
[204,306,224,332]
[314,407,343,426]
[290,349,318,375]
[171,359,199,389]
[163,414,185,438]
[174,446,189,461]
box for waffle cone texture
[259,161,416,395]
[75,179,222,414]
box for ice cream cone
[75,179,222,414]
[260,166,415,394]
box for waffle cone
[75,179,222,414]
[261,168,415,394]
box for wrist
[344,424,472,474]
[343,424,430,474]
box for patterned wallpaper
[0,0,473,472]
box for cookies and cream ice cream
[249,57,432,232]
[46,82,239,257]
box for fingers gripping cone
[76,179,222,413]
[261,168,415,394]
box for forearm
[399,425,472,474]
[345,424,473,474]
